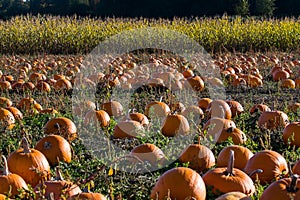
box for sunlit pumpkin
[258,111,289,130]
[161,114,190,137]
[130,143,165,165]
[207,100,232,119]
[44,117,77,142]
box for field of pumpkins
[0,51,300,200]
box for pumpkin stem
[159,96,163,102]
[248,169,263,177]
[287,174,299,193]
[1,155,10,176]
[226,127,234,133]
[55,167,64,181]
[226,150,234,176]
[126,109,132,121]
[21,137,31,153]
[288,162,293,177]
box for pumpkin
[0,155,28,197]
[198,98,212,111]
[17,97,37,112]
[179,144,215,173]
[128,112,149,126]
[113,120,144,139]
[53,78,72,90]
[5,107,23,120]
[182,69,194,78]
[0,81,12,91]
[249,104,271,114]
[203,150,255,195]
[150,167,206,200]
[161,114,190,137]
[203,117,236,141]
[210,127,247,145]
[130,143,165,165]
[100,100,123,117]
[40,108,59,115]
[34,167,81,200]
[0,108,15,131]
[282,122,300,147]
[280,79,295,89]
[0,194,9,200]
[0,97,12,108]
[36,81,51,92]
[180,105,204,124]
[35,135,72,167]
[184,75,205,92]
[260,174,300,200]
[258,111,289,130]
[70,192,107,200]
[215,191,251,200]
[84,110,110,127]
[207,100,232,119]
[295,77,300,88]
[244,150,288,184]
[287,103,300,112]
[145,101,170,119]
[73,100,96,116]
[272,69,290,81]
[7,137,51,187]
[217,145,253,170]
[44,117,77,142]
[292,159,300,175]
[226,100,244,118]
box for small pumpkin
[145,101,170,119]
[207,100,232,119]
[35,135,72,167]
[249,104,271,114]
[0,155,28,197]
[179,144,215,173]
[198,98,212,111]
[127,112,149,126]
[84,110,110,127]
[226,100,244,118]
[217,145,253,170]
[203,150,255,195]
[130,143,165,165]
[0,97,12,108]
[180,105,204,124]
[161,114,190,137]
[5,107,23,120]
[282,122,300,147]
[260,174,300,200]
[244,150,288,184]
[34,167,81,200]
[184,75,205,92]
[211,127,247,145]
[0,108,15,131]
[44,117,77,142]
[280,79,295,89]
[150,167,206,200]
[7,137,51,187]
[100,100,123,117]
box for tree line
[0,0,299,19]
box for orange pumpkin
[203,150,255,195]
[161,114,190,137]
[287,103,300,112]
[128,112,149,126]
[258,111,289,130]
[0,108,15,131]
[130,143,165,165]
[282,122,300,147]
[244,150,288,184]
[145,101,170,119]
[70,192,107,200]
[36,81,51,92]
[34,167,81,200]
[0,81,12,91]
[211,127,247,145]
[35,135,72,166]
[53,78,72,90]
[215,191,251,200]
[0,155,28,197]
[43,117,77,142]
[180,105,204,124]
[207,100,232,119]
[84,110,110,127]
[280,79,295,89]
[113,120,145,139]
[198,98,212,111]
[150,167,206,200]
[179,144,215,173]
[7,138,51,187]
[0,97,12,108]
[101,100,123,117]
[184,75,205,92]
[249,104,271,114]
[260,174,300,200]
[5,107,23,120]
[217,145,253,170]
[226,100,244,118]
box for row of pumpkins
[1,91,300,199]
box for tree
[252,0,276,17]
[234,0,250,16]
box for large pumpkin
[70,192,107,200]
[130,143,165,165]
[0,155,28,197]
[7,138,51,187]
[145,101,170,119]
[150,167,206,200]
[35,135,72,166]
[113,120,145,139]
[179,144,215,173]
[258,111,289,130]
[203,150,255,195]
[84,110,110,127]
[100,100,123,117]
[244,150,288,184]
[216,191,251,200]
[207,100,232,119]
[44,117,77,142]
[260,174,300,200]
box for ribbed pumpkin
[244,150,288,184]
[203,150,255,195]
[217,145,253,170]
[179,144,215,173]
[35,135,72,167]
[113,120,145,139]
[258,110,289,130]
[44,117,77,142]
[0,155,28,197]
[34,167,81,200]
[260,174,300,200]
[215,191,251,200]
[282,122,300,147]
[150,167,206,200]
[161,114,190,137]
[84,110,110,127]
[207,100,232,119]
[130,143,165,165]
[7,138,51,187]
